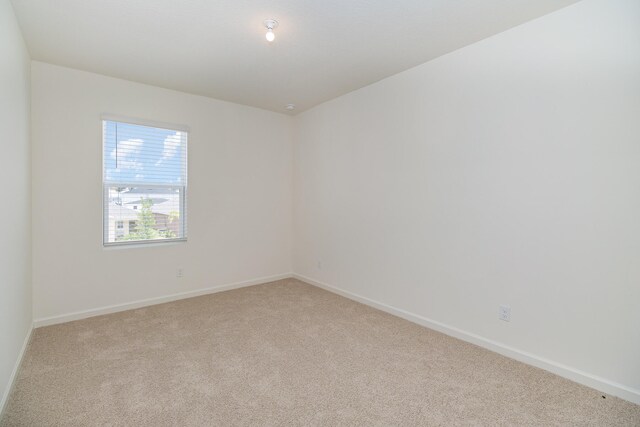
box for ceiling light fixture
[264,19,278,42]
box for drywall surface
[294,0,640,398]
[31,62,293,320]
[0,0,32,412]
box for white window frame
[102,115,189,247]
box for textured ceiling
[10,0,579,114]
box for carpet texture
[2,278,639,426]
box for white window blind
[102,118,188,245]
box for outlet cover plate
[499,305,511,322]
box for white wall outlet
[317,261,322,270]
[176,268,183,278]
[499,305,511,322]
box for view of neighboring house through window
[103,118,188,245]
[115,220,124,239]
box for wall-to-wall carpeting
[2,279,638,425]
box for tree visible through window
[103,118,188,245]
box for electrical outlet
[317,261,322,270]
[499,305,511,322]
[176,268,183,278]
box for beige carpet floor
[2,278,639,426]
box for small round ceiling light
[285,104,296,111]
[264,19,278,42]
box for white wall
[32,62,293,321]
[0,0,32,412]
[294,0,640,401]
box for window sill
[103,237,187,249]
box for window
[103,118,188,245]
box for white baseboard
[293,273,640,405]
[1,323,34,417]
[34,273,293,328]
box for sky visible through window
[103,121,185,184]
